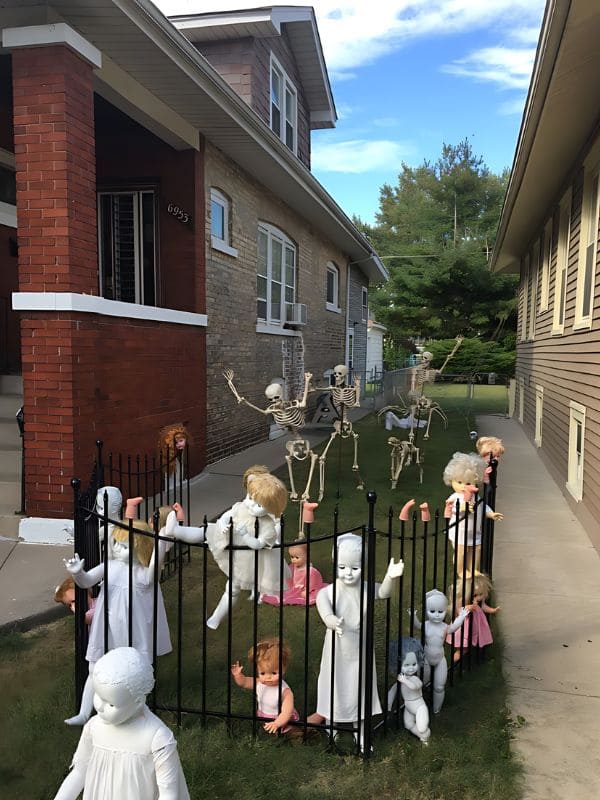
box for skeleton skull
[333,364,348,386]
[265,383,284,403]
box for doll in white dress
[53,647,189,800]
[307,534,404,749]
[63,516,172,725]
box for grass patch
[0,384,521,799]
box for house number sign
[167,202,192,225]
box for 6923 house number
[167,203,192,225]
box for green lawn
[0,385,522,800]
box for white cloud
[498,97,527,116]
[311,139,412,173]
[441,46,536,91]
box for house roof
[1,1,386,282]
[169,5,337,130]
[491,0,600,273]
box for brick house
[0,2,386,533]
[491,0,600,543]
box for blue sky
[157,1,546,224]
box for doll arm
[408,608,422,631]
[63,555,103,589]
[377,557,404,599]
[398,674,423,691]
[231,661,254,690]
[53,763,87,800]
[316,587,344,635]
[164,509,206,544]
[447,606,470,634]
[482,601,500,614]
[486,508,504,521]
[152,729,187,800]
[263,687,295,734]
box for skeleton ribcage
[273,406,306,429]
[331,388,357,405]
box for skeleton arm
[352,375,361,406]
[297,372,312,408]
[437,336,464,376]
[223,369,271,415]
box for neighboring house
[0,2,386,530]
[491,0,600,541]
[366,318,387,381]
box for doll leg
[415,703,431,743]
[455,545,466,576]
[206,581,240,629]
[65,661,96,725]
[432,659,448,714]
[403,707,417,735]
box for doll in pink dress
[262,543,327,606]
[446,573,500,661]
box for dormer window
[270,54,297,153]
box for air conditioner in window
[285,303,307,326]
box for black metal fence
[70,453,500,758]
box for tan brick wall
[204,141,348,464]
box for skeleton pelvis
[286,439,312,461]
[333,420,354,437]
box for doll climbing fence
[70,457,500,758]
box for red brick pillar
[8,28,100,517]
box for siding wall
[515,129,600,538]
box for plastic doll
[476,436,505,483]
[443,452,504,575]
[63,517,172,726]
[231,637,299,734]
[261,542,327,605]
[447,573,499,662]
[387,637,430,744]
[53,647,190,800]
[158,422,190,479]
[54,576,96,625]
[95,485,122,544]
[410,589,469,713]
[307,533,404,749]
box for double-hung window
[326,262,340,311]
[574,155,600,328]
[210,188,237,257]
[567,401,586,501]
[270,55,297,153]
[98,188,157,305]
[0,148,16,228]
[552,189,571,335]
[257,223,296,325]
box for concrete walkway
[481,414,600,800]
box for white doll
[63,517,171,726]
[307,534,404,749]
[95,485,122,543]
[388,637,430,744]
[204,473,289,629]
[411,589,469,713]
[53,647,189,800]
[443,452,504,575]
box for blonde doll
[54,647,189,800]
[231,638,299,734]
[63,515,171,725]
[447,572,499,662]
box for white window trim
[346,326,354,370]
[566,401,586,501]
[361,286,368,323]
[326,262,341,313]
[518,377,524,424]
[574,146,600,330]
[256,321,301,338]
[520,254,529,342]
[528,243,538,340]
[539,217,552,312]
[256,221,297,327]
[552,189,572,336]
[270,53,298,154]
[534,385,543,448]
[210,187,237,256]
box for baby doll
[53,647,189,800]
[231,637,299,734]
[158,422,190,478]
[63,516,172,726]
[261,542,327,606]
[411,589,469,713]
[387,637,430,744]
[205,473,289,629]
[54,576,96,625]
[443,452,504,575]
[447,573,499,662]
[307,534,404,749]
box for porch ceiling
[492,0,600,273]
[0,0,385,282]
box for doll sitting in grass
[231,638,299,735]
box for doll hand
[324,614,344,635]
[64,554,84,574]
[458,606,470,620]
[490,511,504,521]
[385,557,404,579]
[230,661,244,679]
[242,531,265,550]
[263,720,280,734]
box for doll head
[425,589,448,622]
[443,452,488,489]
[288,543,307,569]
[95,486,123,520]
[249,638,291,685]
[243,464,270,492]
[158,423,190,473]
[400,636,425,675]
[452,572,493,605]
[476,436,505,460]
[54,576,76,611]
[246,473,288,518]
[92,647,154,726]
[335,534,363,586]
[152,505,173,532]
[112,520,154,567]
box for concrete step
[0,375,23,394]
[0,513,22,539]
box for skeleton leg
[391,448,407,489]
[301,451,319,502]
[317,430,339,502]
[285,453,299,501]
[351,431,364,490]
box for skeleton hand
[385,557,404,579]
[64,554,84,574]
[223,369,244,403]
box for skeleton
[223,370,319,505]
[387,433,423,489]
[378,394,448,441]
[315,365,364,500]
